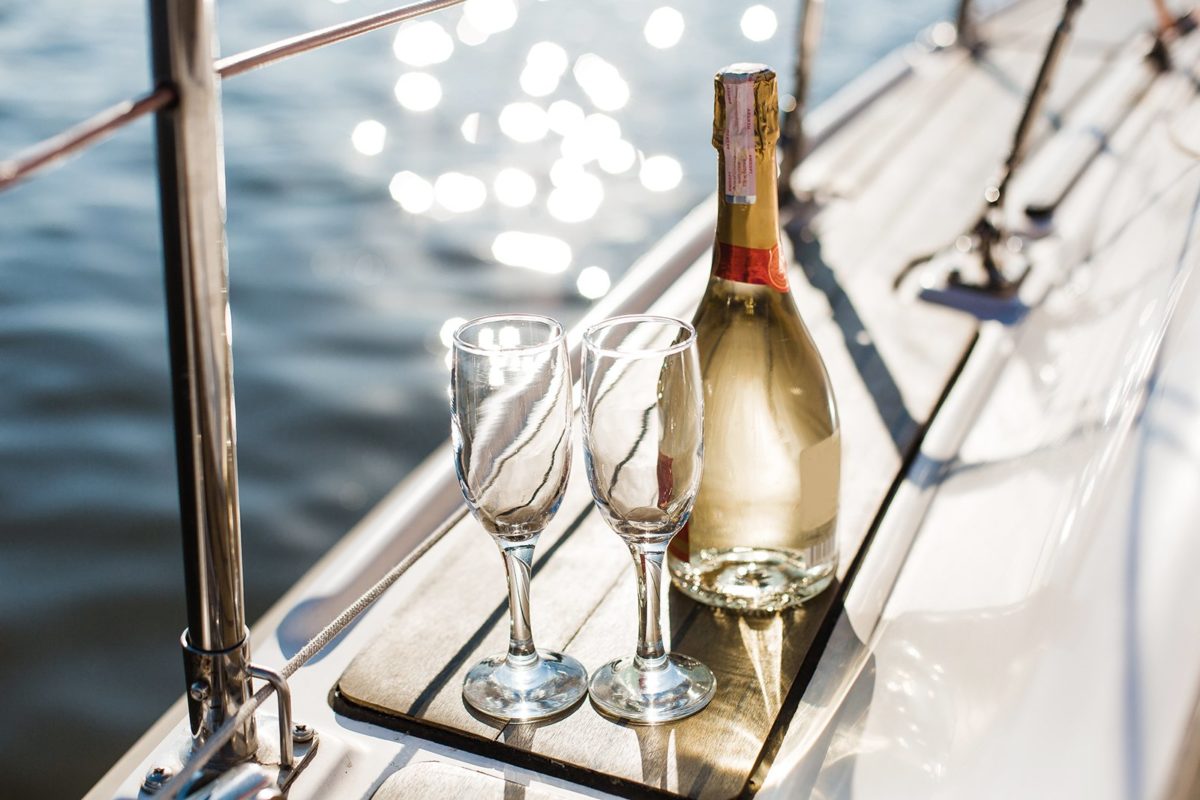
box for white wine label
[723,79,756,204]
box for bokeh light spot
[461,112,480,143]
[389,171,434,213]
[494,168,537,207]
[492,232,572,273]
[394,72,442,111]
[740,5,778,41]
[393,20,454,66]
[577,266,612,299]
[464,0,518,36]
[498,102,549,143]
[639,154,682,191]
[573,54,630,111]
[548,169,604,223]
[351,120,386,155]
[644,7,685,49]
[434,172,487,213]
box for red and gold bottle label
[714,242,789,292]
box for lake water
[0,0,953,794]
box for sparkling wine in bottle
[667,63,840,612]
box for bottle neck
[713,147,788,292]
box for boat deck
[323,0,1168,797]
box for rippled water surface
[0,0,951,794]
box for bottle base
[669,546,836,613]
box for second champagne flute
[581,315,715,723]
[451,313,588,721]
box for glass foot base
[588,653,715,724]
[462,650,588,721]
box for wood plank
[333,2,1157,797]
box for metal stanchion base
[139,721,319,798]
[139,632,320,796]
[181,631,258,767]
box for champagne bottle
[667,64,840,612]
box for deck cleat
[910,247,1032,323]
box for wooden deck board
[336,2,1157,797]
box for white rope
[280,516,459,679]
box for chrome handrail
[215,0,464,78]
[0,88,174,191]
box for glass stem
[497,537,539,669]
[629,539,669,671]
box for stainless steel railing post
[149,0,257,764]
[780,0,824,205]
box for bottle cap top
[716,63,773,82]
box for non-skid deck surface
[336,1,1147,797]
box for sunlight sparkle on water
[389,171,434,213]
[434,172,487,213]
[494,168,537,207]
[639,155,682,191]
[440,317,467,347]
[598,139,636,174]
[456,14,489,46]
[351,120,386,155]
[644,8,685,49]
[499,102,549,143]
[548,170,604,223]
[521,42,568,97]
[461,112,480,143]
[577,266,612,299]
[741,5,778,41]
[521,65,560,97]
[550,158,584,188]
[492,232,572,273]
[393,21,454,66]
[528,41,568,73]
[547,100,586,135]
[394,72,442,111]
[464,0,517,36]
[560,112,621,164]
[573,54,630,111]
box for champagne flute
[581,315,716,723]
[451,314,587,720]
